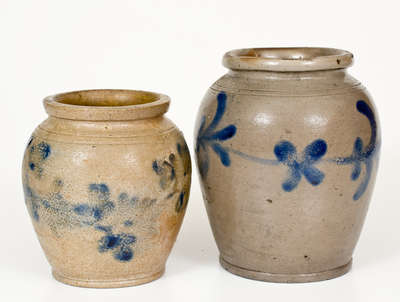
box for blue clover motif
[274,139,327,192]
[196,92,237,177]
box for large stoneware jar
[195,48,380,282]
[22,89,191,288]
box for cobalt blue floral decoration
[329,100,379,200]
[195,47,381,283]
[274,139,327,192]
[22,89,191,288]
[196,93,379,200]
[196,91,236,177]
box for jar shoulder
[22,125,191,199]
[198,84,376,123]
[212,69,364,97]
[23,116,190,180]
[30,116,184,145]
[198,71,377,124]
[195,85,380,161]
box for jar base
[219,256,352,283]
[52,268,165,288]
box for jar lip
[43,89,170,121]
[223,47,354,72]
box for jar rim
[43,89,170,121]
[223,47,353,72]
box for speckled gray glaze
[195,48,380,282]
[22,89,191,288]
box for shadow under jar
[194,48,380,282]
[22,89,191,288]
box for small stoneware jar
[195,48,380,282]
[22,89,191,288]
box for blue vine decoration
[195,92,380,201]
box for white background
[1,0,399,301]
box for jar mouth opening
[223,47,353,72]
[44,89,170,121]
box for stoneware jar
[22,89,191,288]
[195,48,380,282]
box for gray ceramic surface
[194,48,380,282]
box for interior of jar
[44,89,170,121]
[53,90,160,107]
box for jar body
[23,114,191,287]
[195,69,380,282]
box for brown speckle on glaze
[22,89,192,288]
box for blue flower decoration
[347,137,374,200]
[332,100,379,200]
[27,139,52,177]
[96,225,136,262]
[196,92,237,177]
[73,183,115,225]
[274,139,327,192]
